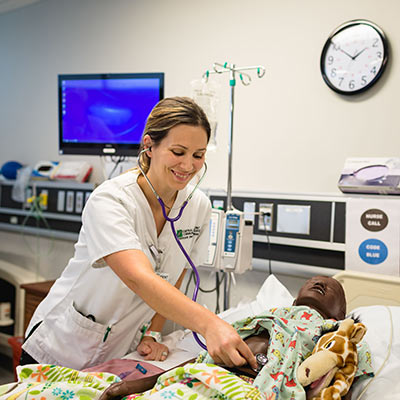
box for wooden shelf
[20,281,55,333]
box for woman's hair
[138,96,211,173]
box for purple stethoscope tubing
[138,148,208,350]
[158,198,207,350]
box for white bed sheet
[350,305,400,400]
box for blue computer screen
[58,73,164,156]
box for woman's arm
[104,250,257,370]
[137,270,187,360]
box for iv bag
[190,79,220,151]
[12,166,32,203]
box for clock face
[320,20,388,95]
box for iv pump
[203,208,253,274]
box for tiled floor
[0,354,15,384]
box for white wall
[0,0,397,298]
[0,230,75,280]
[0,0,399,194]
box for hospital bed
[2,270,400,400]
[333,270,400,309]
[114,270,400,400]
[101,270,400,399]
[333,270,400,400]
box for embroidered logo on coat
[176,226,201,239]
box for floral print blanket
[123,363,262,400]
[0,364,120,400]
[0,363,261,400]
[0,307,374,400]
[199,306,374,400]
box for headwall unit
[0,181,349,271]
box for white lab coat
[22,170,211,370]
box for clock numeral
[349,80,355,90]
[361,76,367,86]
[331,42,340,51]
[328,56,334,65]
[372,38,379,47]
[371,66,377,75]
[338,77,344,87]
[377,51,382,58]
[330,68,337,78]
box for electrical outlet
[75,191,84,213]
[57,190,65,212]
[66,191,75,213]
[243,201,256,223]
[258,203,273,231]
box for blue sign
[358,239,388,265]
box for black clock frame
[320,19,389,95]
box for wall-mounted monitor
[58,72,164,156]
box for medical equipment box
[338,157,400,195]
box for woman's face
[294,276,346,321]
[146,124,208,193]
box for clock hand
[353,47,368,60]
[338,47,354,59]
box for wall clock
[320,19,388,95]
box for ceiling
[0,0,40,15]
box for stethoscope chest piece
[253,353,268,373]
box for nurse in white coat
[21,97,257,372]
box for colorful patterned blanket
[199,306,374,400]
[0,364,120,400]
[0,363,261,400]
[0,307,374,400]
[124,363,262,400]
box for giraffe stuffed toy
[297,318,367,399]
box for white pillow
[218,274,294,323]
[350,305,400,400]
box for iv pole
[203,62,266,210]
[203,62,266,310]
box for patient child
[100,276,366,400]
[224,275,347,378]
[293,275,346,320]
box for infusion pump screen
[226,219,240,228]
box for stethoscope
[138,148,208,350]
[351,164,388,182]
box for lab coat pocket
[89,309,145,366]
[33,301,109,370]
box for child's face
[294,276,346,320]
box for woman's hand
[137,337,169,361]
[203,317,257,370]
